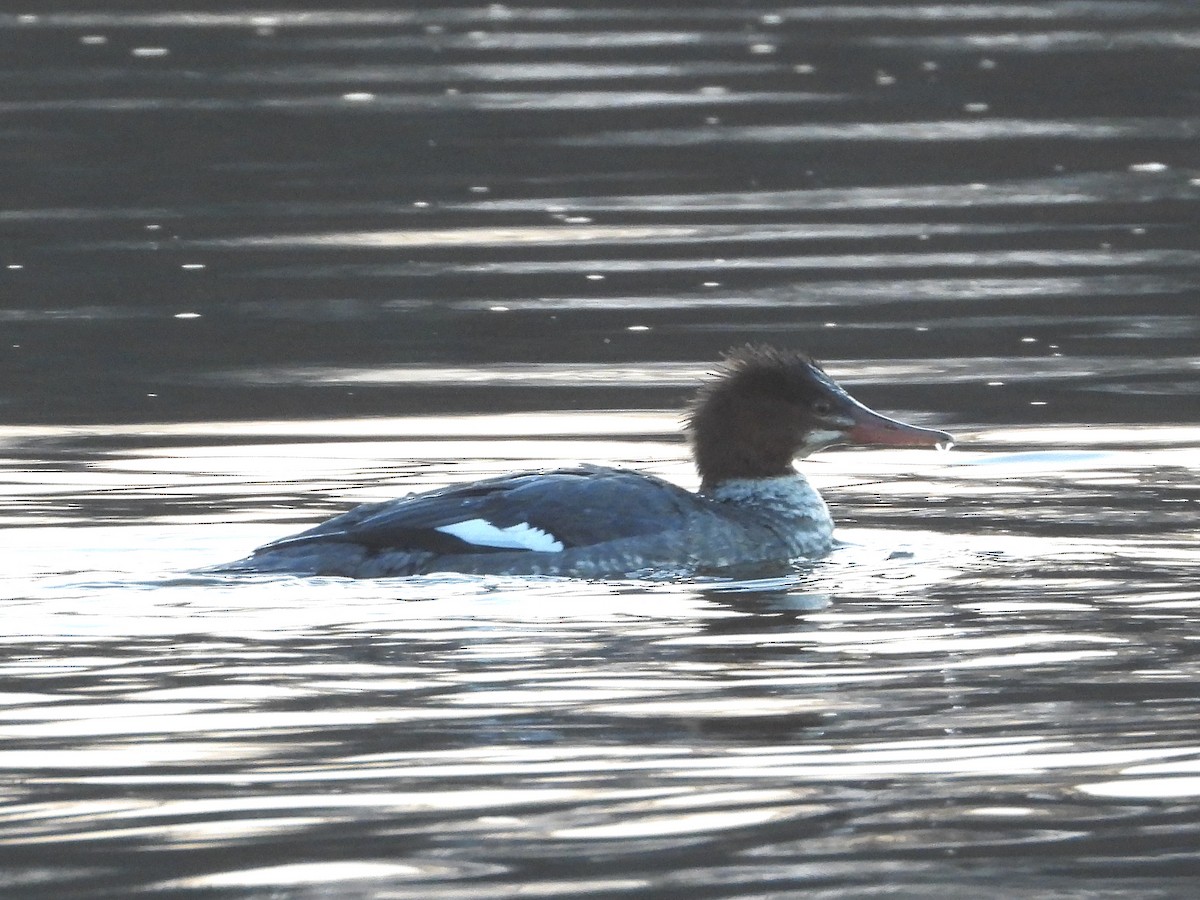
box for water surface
[2,3,1199,898]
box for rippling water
[2,3,1199,898]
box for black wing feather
[256,465,698,556]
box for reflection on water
[3,416,1199,895]
[3,1,1200,897]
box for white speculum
[435,518,565,552]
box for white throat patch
[710,474,831,521]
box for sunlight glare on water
[4,395,1200,898]
[3,1,1200,896]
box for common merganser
[218,346,952,579]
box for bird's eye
[812,400,832,415]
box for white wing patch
[435,518,565,553]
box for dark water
[2,3,1200,898]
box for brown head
[686,345,953,490]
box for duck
[217,346,952,579]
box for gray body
[220,465,833,579]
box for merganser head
[687,345,953,489]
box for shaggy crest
[685,345,846,488]
[686,345,830,428]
